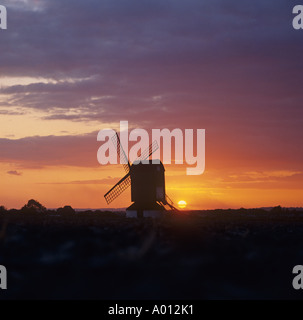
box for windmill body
[131,160,165,204]
[127,160,166,218]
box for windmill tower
[104,132,178,218]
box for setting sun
[178,200,187,209]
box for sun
[177,200,187,209]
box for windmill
[104,132,178,217]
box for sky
[0,0,302,210]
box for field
[1,208,303,299]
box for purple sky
[0,0,302,208]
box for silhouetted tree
[270,205,283,213]
[0,205,7,214]
[57,205,75,215]
[21,199,46,213]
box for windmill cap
[132,159,162,165]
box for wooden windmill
[104,132,178,217]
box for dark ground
[1,208,303,300]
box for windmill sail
[165,194,179,211]
[157,194,179,211]
[135,140,159,163]
[104,173,131,204]
[111,132,130,174]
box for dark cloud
[0,0,302,172]
[0,109,25,115]
[7,170,22,176]
[0,132,99,167]
[40,177,120,185]
[0,128,302,172]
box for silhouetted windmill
[104,132,178,217]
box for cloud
[0,109,25,115]
[39,177,120,185]
[0,0,302,173]
[7,170,22,176]
[0,0,301,153]
[0,133,99,167]
[0,129,302,175]
[223,170,303,183]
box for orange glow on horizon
[1,160,302,210]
